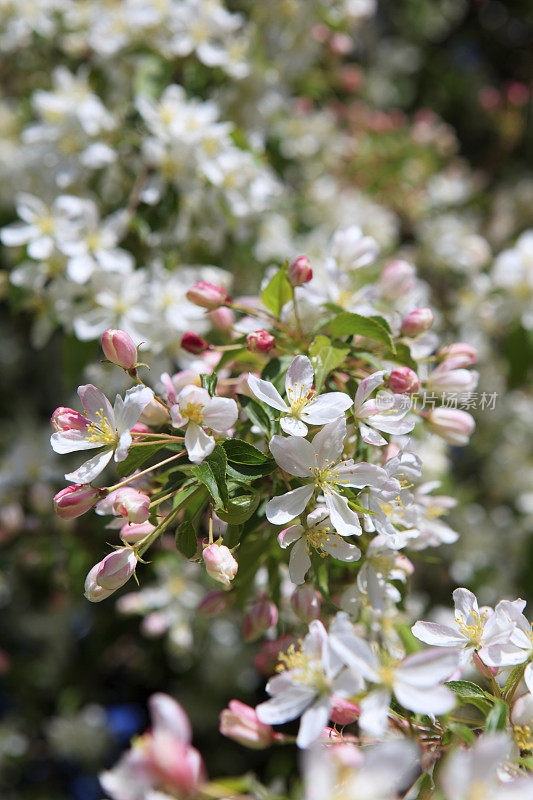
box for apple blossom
[266,417,391,535]
[170,384,238,463]
[248,355,352,436]
[51,384,154,483]
[278,508,361,585]
[353,371,414,446]
[220,700,275,749]
[96,487,150,524]
[246,329,275,353]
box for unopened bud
[112,488,150,524]
[120,521,155,544]
[54,484,100,519]
[209,306,235,332]
[401,307,434,337]
[425,407,475,446]
[330,696,360,726]
[84,548,137,602]
[202,543,238,587]
[197,590,234,617]
[181,332,211,355]
[290,585,321,622]
[426,363,478,394]
[387,367,419,394]
[288,256,313,286]
[51,407,89,433]
[242,596,278,642]
[186,281,232,310]
[437,342,478,367]
[220,701,275,749]
[246,330,275,353]
[379,260,416,300]
[102,329,138,369]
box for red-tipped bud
[101,329,138,369]
[246,330,275,353]
[202,543,238,587]
[84,548,137,602]
[181,331,211,355]
[290,585,322,622]
[330,696,360,726]
[387,367,420,394]
[54,484,100,519]
[186,281,231,310]
[401,307,434,337]
[220,701,275,749]
[288,255,313,286]
[51,407,89,433]
[242,596,278,642]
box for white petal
[28,235,53,260]
[202,397,238,432]
[278,525,304,548]
[116,386,154,435]
[65,448,114,483]
[302,392,352,425]
[289,538,312,584]
[78,384,115,426]
[359,422,388,446]
[247,374,287,412]
[269,435,315,477]
[266,484,314,525]
[185,422,215,463]
[453,588,479,620]
[256,688,315,726]
[353,371,385,411]
[312,417,346,467]
[411,622,466,648]
[67,254,95,283]
[296,696,331,749]
[285,355,314,397]
[50,430,101,454]
[321,533,361,563]
[399,648,459,687]
[0,223,37,246]
[336,461,387,489]
[325,492,362,537]
[525,663,533,694]
[280,415,308,437]
[115,430,132,462]
[358,689,391,737]
[394,681,455,715]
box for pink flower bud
[329,696,360,726]
[120,521,155,544]
[387,367,419,394]
[401,307,434,337]
[242,597,278,642]
[425,407,475,446]
[131,422,152,435]
[84,548,137,602]
[246,330,275,353]
[54,484,100,519]
[426,362,478,394]
[186,281,232,310]
[197,590,234,617]
[437,343,478,367]
[288,255,313,286]
[101,329,138,370]
[220,700,275,749]
[379,260,416,300]
[290,585,321,622]
[113,488,151,523]
[145,732,205,795]
[202,543,238,587]
[181,332,211,355]
[209,305,235,331]
[50,407,89,433]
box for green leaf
[485,699,508,731]
[237,394,273,437]
[261,266,294,317]
[216,492,260,524]
[445,680,493,715]
[391,342,417,371]
[449,722,476,745]
[503,663,527,700]
[223,439,271,464]
[193,445,229,509]
[176,519,198,559]
[172,482,207,511]
[116,442,178,479]
[329,312,396,353]
[200,373,218,396]
[309,335,350,392]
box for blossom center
[276,643,328,692]
[287,382,313,416]
[455,609,487,645]
[183,401,204,425]
[306,524,334,557]
[86,411,117,446]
